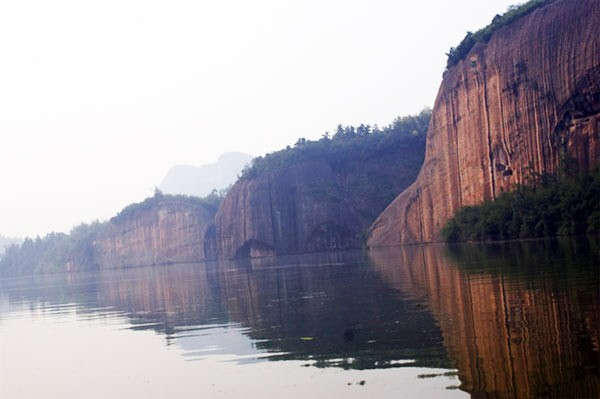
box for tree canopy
[0,221,105,276]
[446,0,551,70]
[441,167,600,242]
[240,109,431,180]
[110,189,223,225]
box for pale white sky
[0,0,516,238]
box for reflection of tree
[370,239,599,398]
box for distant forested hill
[0,235,22,255]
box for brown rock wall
[368,0,600,246]
[94,198,215,268]
[215,148,423,259]
[216,160,358,258]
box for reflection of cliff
[217,252,449,369]
[94,263,223,332]
[370,239,600,398]
[37,253,450,370]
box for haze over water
[1,238,598,398]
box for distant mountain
[159,152,253,197]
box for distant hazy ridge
[159,152,253,197]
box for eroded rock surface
[94,196,216,268]
[368,0,600,246]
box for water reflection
[218,252,448,369]
[1,239,597,398]
[369,238,600,398]
[0,251,450,371]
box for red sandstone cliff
[93,195,216,268]
[368,0,600,246]
[216,160,369,258]
[215,146,424,259]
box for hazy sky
[0,0,516,238]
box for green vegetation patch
[0,221,105,276]
[110,189,224,225]
[446,0,551,70]
[442,168,600,243]
[240,109,431,180]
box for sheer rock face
[215,152,422,259]
[368,0,600,246]
[93,199,216,268]
[216,160,362,259]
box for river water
[0,238,598,398]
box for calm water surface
[0,238,598,398]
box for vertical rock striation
[368,0,600,246]
[93,196,216,268]
[215,146,424,259]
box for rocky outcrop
[368,0,600,246]
[93,195,216,268]
[216,147,424,259]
